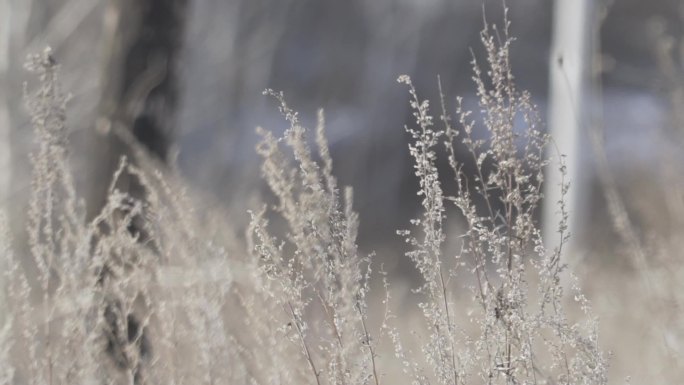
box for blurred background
[1,0,683,383]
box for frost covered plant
[0,48,107,384]
[248,14,607,385]
[395,14,607,385]
[0,49,251,385]
[247,90,383,385]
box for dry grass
[0,13,613,385]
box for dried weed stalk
[394,13,607,385]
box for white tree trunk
[0,0,14,322]
[544,0,593,257]
[0,1,11,209]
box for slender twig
[356,301,381,385]
[287,302,321,385]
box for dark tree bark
[92,0,188,216]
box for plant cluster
[393,15,606,384]
[0,16,607,385]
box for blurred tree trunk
[544,0,592,256]
[0,0,11,323]
[91,0,188,217]
[0,0,36,321]
[92,0,189,379]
